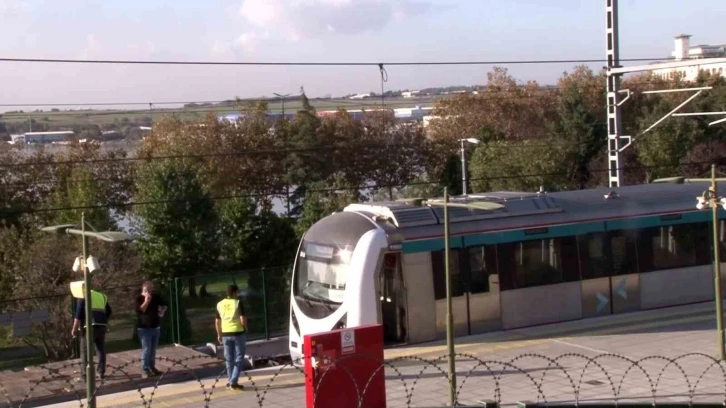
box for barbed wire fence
[4,352,726,407]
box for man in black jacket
[136,281,167,378]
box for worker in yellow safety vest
[215,284,247,390]
[72,289,112,381]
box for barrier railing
[3,352,726,407]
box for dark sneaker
[141,369,155,379]
[229,383,243,391]
[151,367,162,376]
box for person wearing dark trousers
[72,289,112,381]
[215,284,247,390]
[136,281,168,378]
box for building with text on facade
[652,34,726,81]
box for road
[44,301,726,407]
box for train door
[580,231,640,318]
[379,252,408,345]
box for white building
[652,34,726,81]
[22,131,74,144]
[402,90,420,98]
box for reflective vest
[216,298,244,333]
[85,290,109,328]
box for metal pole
[168,281,175,345]
[174,278,181,344]
[81,213,96,408]
[605,0,623,187]
[460,140,468,196]
[712,164,725,361]
[283,99,291,217]
[261,268,270,340]
[443,187,456,405]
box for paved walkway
[34,302,726,407]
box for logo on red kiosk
[341,330,355,355]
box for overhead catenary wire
[0,160,719,216]
[0,56,688,66]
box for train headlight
[338,248,353,263]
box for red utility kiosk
[303,324,387,408]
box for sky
[0,0,725,110]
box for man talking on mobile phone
[136,281,168,378]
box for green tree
[286,92,324,217]
[469,139,570,193]
[547,80,606,189]
[133,161,220,296]
[1,226,141,361]
[361,110,429,200]
[635,99,702,181]
[294,173,362,238]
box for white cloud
[237,0,435,42]
[79,34,102,59]
[237,31,268,51]
[0,0,27,17]
[127,40,155,56]
[211,40,233,56]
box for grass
[0,96,440,127]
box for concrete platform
[39,301,726,408]
[0,345,223,408]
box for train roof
[343,181,715,240]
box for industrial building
[652,34,726,81]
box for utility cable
[0,56,683,66]
[0,161,719,216]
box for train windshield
[294,241,352,305]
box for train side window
[638,222,710,272]
[498,238,573,290]
[468,245,499,294]
[610,229,639,275]
[431,249,463,300]
[560,236,580,282]
[578,233,611,280]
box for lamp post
[418,191,504,406]
[41,213,134,408]
[458,138,480,195]
[696,164,726,361]
[443,187,455,405]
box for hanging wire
[379,63,388,107]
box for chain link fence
[167,266,291,346]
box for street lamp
[273,93,291,118]
[458,138,480,195]
[41,213,134,408]
[696,164,726,361]
[418,190,504,405]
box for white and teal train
[288,179,724,361]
